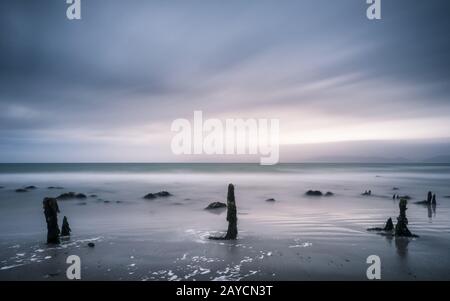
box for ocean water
[0,163,449,280]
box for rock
[205,202,227,209]
[56,192,87,200]
[367,218,394,232]
[87,242,95,248]
[48,186,64,190]
[25,186,37,190]
[43,197,60,244]
[209,184,238,240]
[265,198,276,202]
[15,188,28,193]
[143,191,172,199]
[384,217,394,231]
[325,192,334,197]
[444,196,450,198]
[61,216,71,237]
[0,186,4,189]
[414,200,429,205]
[395,199,417,237]
[393,187,399,190]
[89,194,98,198]
[305,190,323,196]
[103,200,110,204]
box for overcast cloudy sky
[1,0,449,162]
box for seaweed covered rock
[43,197,60,244]
[143,191,172,199]
[205,202,227,210]
[61,216,71,237]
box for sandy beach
[1,163,450,281]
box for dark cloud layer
[0,0,450,162]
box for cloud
[0,0,449,161]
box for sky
[1,0,450,162]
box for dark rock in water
[61,216,71,237]
[0,186,4,189]
[444,196,450,198]
[205,202,227,209]
[77,202,87,206]
[48,186,64,190]
[87,242,95,248]
[25,186,37,190]
[116,201,122,204]
[415,192,437,206]
[265,198,276,202]
[89,194,98,198]
[427,191,432,204]
[325,192,334,197]
[15,188,28,193]
[209,184,238,240]
[362,190,372,196]
[305,190,323,196]
[103,200,110,204]
[56,192,87,200]
[395,199,417,237]
[384,218,394,231]
[415,200,428,205]
[367,218,394,232]
[393,187,399,191]
[143,191,172,199]
[43,197,60,244]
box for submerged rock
[87,242,95,248]
[48,186,64,190]
[143,191,172,199]
[325,192,334,197]
[56,192,87,200]
[393,187,399,190]
[265,198,276,202]
[25,186,37,190]
[209,184,238,240]
[61,216,71,237]
[15,188,28,193]
[43,197,60,244]
[205,202,227,209]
